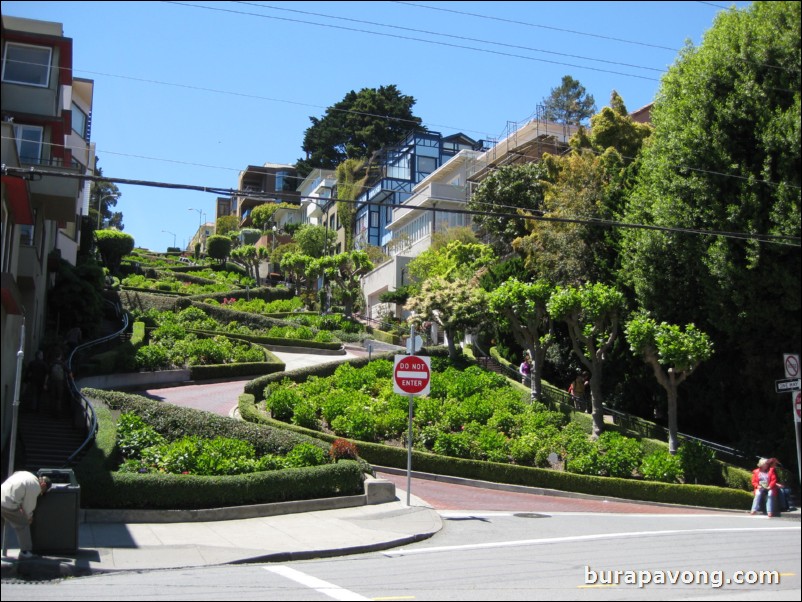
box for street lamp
[162,230,176,249]
[188,207,207,252]
[97,193,120,229]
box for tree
[249,203,280,232]
[336,159,368,251]
[89,176,123,231]
[618,1,800,455]
[216,215,239,236]
[297,85,424,175]
[94,230,134,275]
[467,162,550,256]
[548,283,627,438]
[407,240,495,286]
[280,252,315,297]
[313,250,374,316]
[487,279,554,400]
[541,75,596,126]
[293,224,335,258]
[231,244,268,286]
[407,277,487,359]
[206,235,231,265]
[625,315,714,454]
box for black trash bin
[31,468,80,554]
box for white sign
[393,354,431,396]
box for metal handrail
[63,299,128,467]
[471,343,749,463]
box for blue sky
[4,1,752,253]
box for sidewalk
[1,482,441,580]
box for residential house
[361,117,578,328]
[1,15,94,471]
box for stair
[477,356,509,377]
[16,412,88,473]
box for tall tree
[407,277,487,359]
[297,85,424,176]
[313,250,374,316]
[619,1,800,455]
[487,279,554,400]
[335,159,367,251]
[625,315,714,454]
[541,75,596,126]
[89,175,122,231]
[467,162,550,256]
[548,283,627,438]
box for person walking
[24,351,49,414]
[1,471,52,559]
[47,351,68,418]
[519,353,532,386]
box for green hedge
[243,351,397,401]
[239,393,751,510]
[76,390,364,509]
[191,329,343,352]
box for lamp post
[188,207,206,252]
[162,230,176,249]
[97,193,120,230]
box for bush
[329,439,359,462]
[679,440,722,485]
[640,449,683,483]
[284,443,328,468]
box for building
[217,163,301,229]
[360,118,578,322]
[1,15,95,470]
[353,131,485,253]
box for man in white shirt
[1,471,52,559]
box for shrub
[116,413,165,459]
[330,439,359,462]
[641,449,683,483]
[135,345,170,371]
[679,440,722,485]
[265,386,302,422]
[284,443,328,468]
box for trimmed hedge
[76,390,364,509]
[240,393,751,510]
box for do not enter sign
[394,354,431,396]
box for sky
[3,0,753,253]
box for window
[417,156,437,179]
[13,124,44,164]
[71,103,88,139]
[2,43,52,87]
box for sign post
[781,354,801,485]
[394,323,431,506]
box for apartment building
[1,15,95,467]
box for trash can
[31,468,80,554]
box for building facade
[1,15,94,469]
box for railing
[63,299,129,467]
[471,343,750,465]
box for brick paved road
[375,470,730,515]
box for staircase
[16,411,88,473]
[477,355,511,378]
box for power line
[4,165,798,247]
[165,1,660,82]
[234,1,664,74]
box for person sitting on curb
[1,471,52,559]
[749,457,778,517]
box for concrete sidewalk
[1,485,441,580]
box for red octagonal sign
[394,354,431,396]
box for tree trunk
[589,361,604,439]
[666,382,679,455]
[446,327,459,359]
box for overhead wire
[4,165,798,247]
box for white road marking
[265,565,371,601]
[383,526,800,556]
